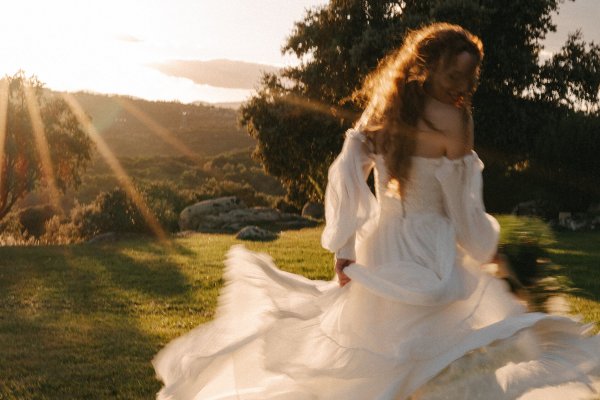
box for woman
[153,23,600,399]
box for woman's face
[425,51,479,107]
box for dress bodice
[321,127,500,264]
[374,155,447,217]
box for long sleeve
[434,151,500,264]
[321,128,379,260]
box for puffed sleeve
[321,128,379,260]
[434,151,500,264]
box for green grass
[0,227,332,399]
[0,225,597,399]
[546,230,600,328]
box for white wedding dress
[153,128,600,399]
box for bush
[69,189,145,239]
[142,181,194,231]
[496,215,555,286]
[41,215,81,244]
[17,204,59,238]
[0,211,37,245]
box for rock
[179,196,319,233]
[557,213,591,231]
[179,196,245,230]
[301,202,324,220]
[276,219,319,230]
[236,226,279,241]
[558,212,571,226]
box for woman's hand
[335,258,354,287]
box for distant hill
[60,91,255,158]
[151,59,279,89]
[195,101,243,110]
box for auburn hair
[354,22,483,196]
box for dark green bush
[18,204,59,238]
[496,215,555,286]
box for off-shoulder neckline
[374,150,476,164]
[412,151,476,163]
[346,128,477,164]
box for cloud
[150,59,280,90]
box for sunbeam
[280,93,359,122]
[0,79,8,205]
[61,93,169,242]
[23,83,64,215]
[114,97,203,164]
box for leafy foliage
[240,0,600,210]
[536,31,600,113]
[0,72,93,221]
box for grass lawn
[0,224,597,399]
[546,230,600,328]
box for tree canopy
[0,72,93,221]
[240,0,600,212]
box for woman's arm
[321,128,378,285]
[435,112,500,264]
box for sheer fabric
[153,128,600,400]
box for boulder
[179,196,245,230]
[301,202,324,220]
[556,212,599,231]
[179,196,319,233]
[236,226,279,241]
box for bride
[153,23,600,399]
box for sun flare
[61,93,169,241]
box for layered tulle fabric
[153,128,600,399]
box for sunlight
[280,93,358,121]
[0,79,8,201]
[113,97,203,164]
[23,83,63,215]
[0,0,332,104]
[61,93,168,242]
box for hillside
[63,91,255,157]
[14,92,279,213]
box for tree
[0,71,93,221]
[240,0,600,210]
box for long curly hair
[354,22,483,196]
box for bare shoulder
[441,109,474,159]
[421,101,473,158]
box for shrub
[141,181,194,231]
[0,211,37,245]
[496,215,555,286]
[41,215,82,244]
[17,204,59,238]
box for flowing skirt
[153,214,600,399]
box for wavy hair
[354,22,483,196]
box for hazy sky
[1,0,597,104]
